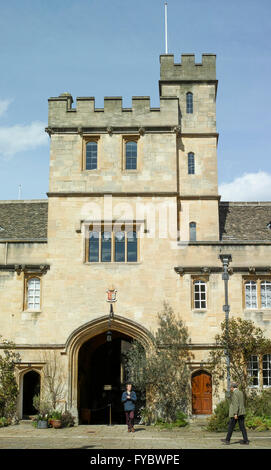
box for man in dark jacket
[221,382,249,445]
[121,383,137,432]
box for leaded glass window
[186,92,193,114]
[86,141,98,170]
[125,141,137,170]
[115,230,125,262]
[101,231,112,262]
[189,222,196,242]
[188,152,195,174]
[89,231,99,262]
[127,231,137,262]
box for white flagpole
[165,2,168,54]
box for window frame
[188,152,195,175]
[82,136,100,171]
[263,354,271,388]
[243,276,271,310]
[192,276,208,311]
[186,92,193,114]
[24,274,42,312]
[85,222,140,264]
[247,355,260,388]
[122,136,140,172]
[189,221,197,242]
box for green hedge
[207,389,271,432]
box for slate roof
[0,200,48,240]
[0,200,271,242]
[219,202,271,242]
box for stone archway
[65,315,154,422]
[22,370,41,418]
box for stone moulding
[0,264,50,274]
[174,266,271,275]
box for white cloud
[219,171,271,201]
[0,99,12,117]
[0,121,48,158]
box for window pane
[186,92,193,114]
[89,231,99,262]
[101,231,112,262]
[115,231,125,262]
[27,278,40,310]
[188,152,195,174]
[189,222,196,242]
[127,231,137,262]
[263,354,271,386]
[125,141,137,170]
[247,355,259,386]
[261,281,271,308]
[86,141,98,170]
[193,280,207,309]
[245,281,257,308]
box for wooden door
[192,371,212,414]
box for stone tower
[160,54,219,241]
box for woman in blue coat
[121,383,137,432]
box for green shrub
[246,389,271,417]
[206,399,230,432]
[0,417,9,427]
[60,411,75,428]
[246,415,271,431]
[207,390,271,432]
[154,411,188,429]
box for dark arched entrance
[78,330,138,424]
[191,370,212,415]
[22,370,41,418]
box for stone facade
[0,53,271,422]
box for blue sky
[0,0,271,200]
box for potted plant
[33,394,52,429]
[49,410,62,429]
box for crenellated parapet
[48,94,179,129]
[160,54,216,81]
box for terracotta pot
[51,419,62,428]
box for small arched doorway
[191,370,212,415]
[22,370,41,418]
[78,330,138,424]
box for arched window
[189,222,196,241]
[86,141,98,170]
[188,152,195,174]
[27,278,40,310]
[186,92,193,114]
[101,230,112,262]
[114,230,125,262]
[89,230,99,262]
[245,280,257,309]
[127,230,138,261]
[125,141,137,170]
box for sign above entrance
[104,385,112,391]
[106,288,117,303]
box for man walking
[221,382,249,445]
[121,383,137,433]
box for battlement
[48,94,179,128]
[160,54,216,81]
